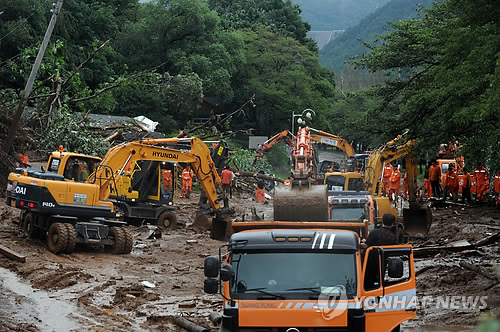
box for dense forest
[292,0,390,31]
[0,0,498,171]
[319,0,434,72]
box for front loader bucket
[273,185,328,221]
[403,206,432,235]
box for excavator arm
[89,137,223,211]
[363,135,416,196]
[254,130,295,162]
[310,128,355,158]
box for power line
[0,0,49,42]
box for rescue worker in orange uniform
[162,168,173,191]
[493,171,500,206]
[461,168,472,204]
[389,164,401,200]
[428,161,441,198]
[473,163,489,204]
[18,150,29,168]
[424,163,432,199]
[284,177,292,187]
[443,165,459,202]
[256,178,266,202]
[180,165,194,198]
[383,163,393,195]
[402,172,408,200]
[221,166,234,198]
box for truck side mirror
[204,256,220,278]
[204,278,218,294]
[220,264,233,282]
[387,257,404,278]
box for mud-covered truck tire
[109,227,126,254]
[120,228,133,254]
[47,223,69,254]
[63,223,77,254]
[22,212,44,239]
[157,211,177,230]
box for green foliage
[230,28,336,135]
[350,0,499,166]
[319,0,434,72]
[40,106,110,156]
[231,148,272,174]
[262,143,290,175]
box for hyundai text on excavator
[203,222,417,331]
[6,137,228,254]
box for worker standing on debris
[383,163,393,195]
[18,149,29,168]
[256,177,266,202]
[389,164,401,200]
[221,166,233,198]
[473,162,489,204]
[443,165,459,202]
[180,165,194,199]
[424,162,433,199]
[493,170,500,206]
[429,161,441,198]
[461,168,472,204]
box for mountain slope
[319,0,434,72]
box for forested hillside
[292,0,390,30]
[0,0,498,170]
[319,0,434,72]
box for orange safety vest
[182,168,194,183]
[162,169,173,189]
[390,169,401,189]
[221,169,233,185]
[474,167,489,185]
[445,170,459,190]
[19,153,29,168]
[494,173,500,195]
[429,165,441,181]
[383,164,392,180]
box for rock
[178,300,196,308]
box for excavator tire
[23,212,44,239]
[47,223,69,254]
[120,228,133,254]
[403,206,432,235]
[109,226,126,254]
[273,185,329,221]
[63,223,77,254]
[157,211,177,230]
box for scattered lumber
[0,243,26,263]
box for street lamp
[291,108,316,134]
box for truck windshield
[325,175,345,191]
[330,207,365,221]
[231,252,356,299]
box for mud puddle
[0,266,83,331]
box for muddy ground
[0,190,499,332]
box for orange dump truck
[204,222,417,332]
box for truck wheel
[120,228,133,254]
[47,223,69,254]
[63,223,77,254]
[109,227,125,254]
[157,211,177,230]
[23,212,45,239]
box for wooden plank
[0,244,26,263]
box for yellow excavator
[6,137,228,254]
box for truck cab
[204,225,416,332]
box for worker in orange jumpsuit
[429,161,441,198]
[493,170,500,206]
[18,150,29,168]
[443,166,459,202]
[402,172,408,200]
[284,177,292,187]
[389,165,401,200]
[221,166,234,198]
[180,165,194,198]
[256,178,266,202]
[162,168,173,191]
[461,168,472,204]
[383,163,393,195]
[473,163,489,204]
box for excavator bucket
[273,185,328,221]
[403,206,432,235]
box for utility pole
[2,0,64,154]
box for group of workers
[381,160,500,205]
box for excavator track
[273,185,328,222]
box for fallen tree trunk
[233,170,284,183]
[414,232,500,258]
[173,317,208,332]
